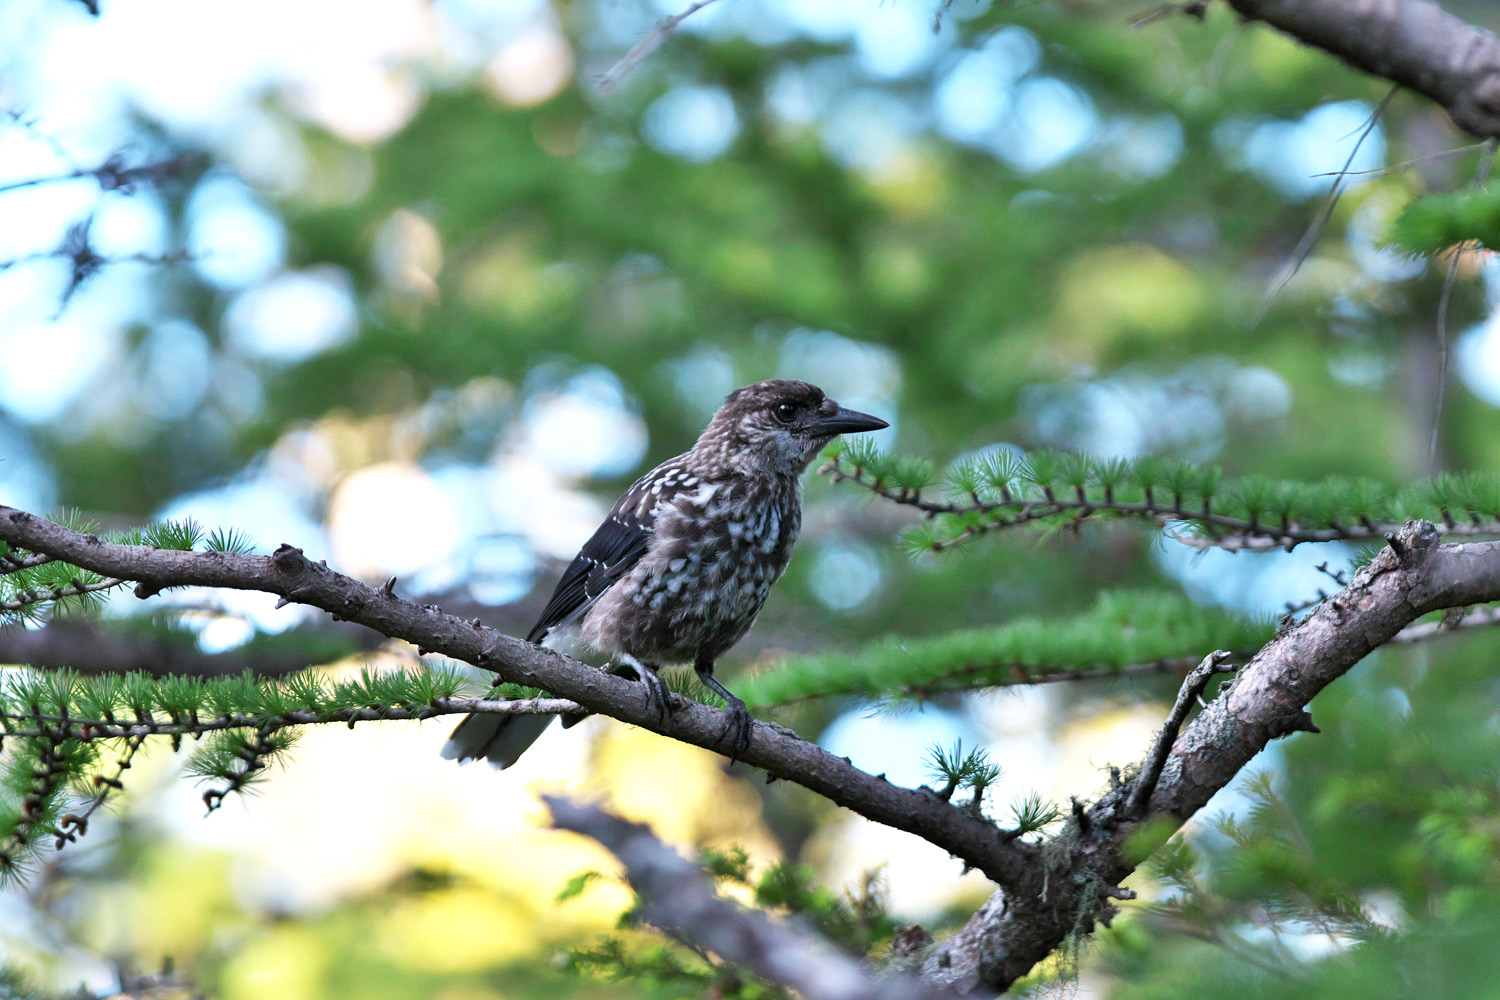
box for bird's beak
[812,404,889,436]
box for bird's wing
[525,459,707,643]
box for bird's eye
[773,402,798,424]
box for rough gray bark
[547,797,960,1000]
[922,522,1500,994]
[1226,0,1500,139]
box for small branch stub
[1125,650,1235,819]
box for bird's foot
[718,695,752,763]
[633,663,670,723]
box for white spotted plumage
[444,379,887,767]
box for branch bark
[1123,649,1236,819]
[1224,0,1500,139]
[922,521,1500,994]
[0,505,1033,890]
[547,797,958,1000]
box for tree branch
[0,618,384,679]
[0,576,123,612]
[546,797,958,1000]
[821,454,1500,552]
[1224,0,1500,140]
[0,505,1034,889]
[595,0,727,94]
[922,520,1500,994]
[0,695,585,741]
[0,152,199,196]
[1124,650,1236,819]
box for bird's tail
[441,710,555,769]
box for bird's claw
[634,664,669,723]
[719,696,752,763]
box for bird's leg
[695,657,751,762]
[616,652,668,723]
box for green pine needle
[742,591,1273,707]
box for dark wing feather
[525,461,697,643]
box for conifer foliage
[8,0,1500,995]
[822,440,1500,553]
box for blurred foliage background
[3,0,1500,995]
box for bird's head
[694,379,889,477]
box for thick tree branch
[1224,0,1500,140]
[547,797,957,1000]
[0,505,1033,889]
[923,520,1500,993]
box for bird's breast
[595,479,803,661]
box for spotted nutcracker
[442,379,889,768]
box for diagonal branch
[0,505,1034,889]
[595,0,728,93]
[1252,85,1399,327]
[1124,650,1237,818]
[0,696,586,741]
[922,520,1500,994]
[547,797,959,1000]
[1223,0,1500,140]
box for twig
[1130,1,1207,30]
[52,734,146,850]
[1310,141,1490,178]
[546,797,958,1000]
[0,616,384,679]
[0,551,54,575]
[893,654,1221,702]
[3,695,587,741]
[1429,137,1499,461]
[2,107,80,168]
[1162,920,1307,980]
[1390,603,1500,643]
[1251,85,1398,328]
[821,455,1500,552]
[595,0,728,94]
[1125,650,1235,819]
[766,599,1500,708]
[1313,561,1349,588]
[1224,0,1500,140]
[1,576,123,611]
[0,153,198,196]
[1430,248,1464,460]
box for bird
[442,378,889,768]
